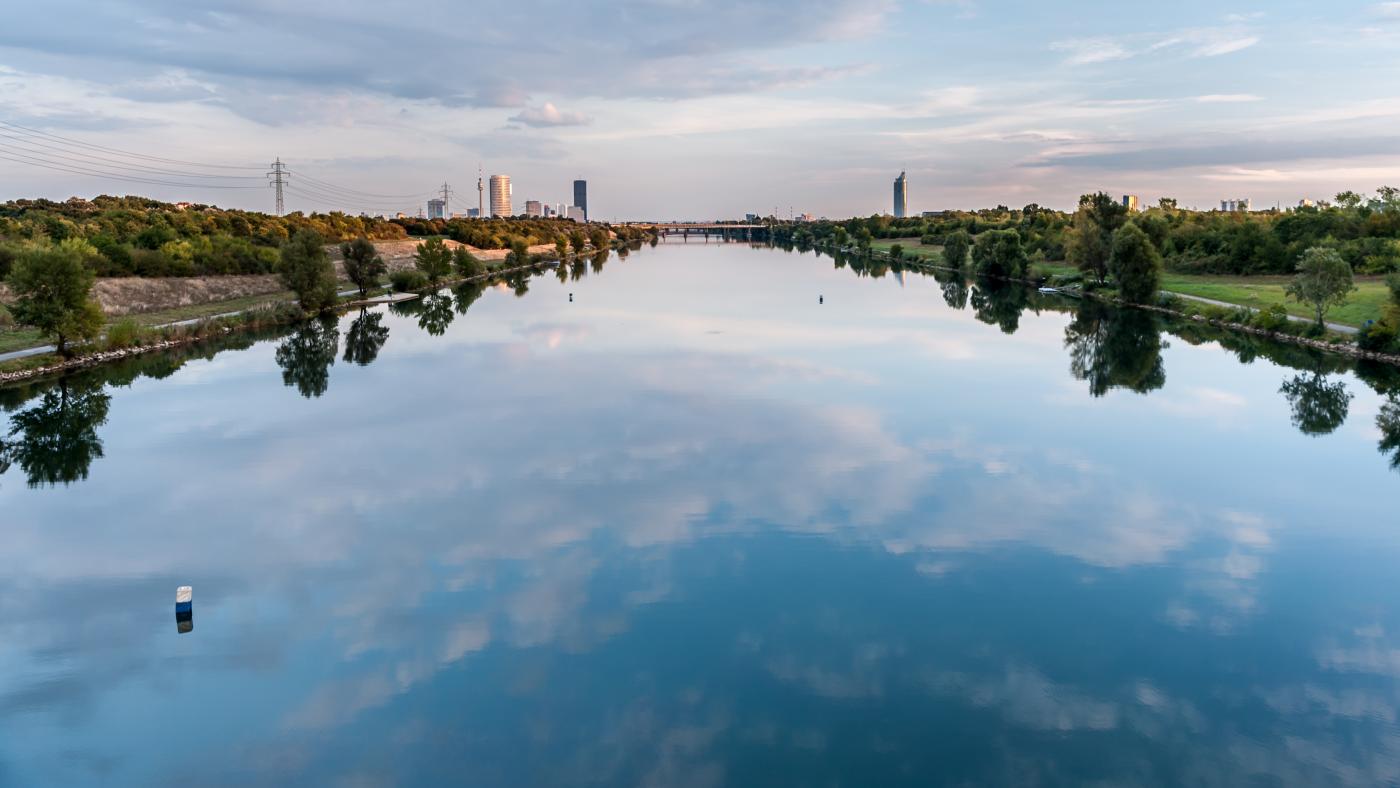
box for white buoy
[175,586,193,632]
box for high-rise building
[893,171,908,219]
[1221,198,1252,212]
[573,180,588,221]
[1122,195,1141,212]
[525,200,543,217]
[489,175,512,217]
[566,205,585,222]
[427,198,446,220]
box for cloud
[1195,93,1263,103]
[1374,2,1400,20]
[1052,26,1260,65]
[1050,38,1132,65]
[508,102,592,128]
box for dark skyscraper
[893,171,907,219]
[573,179,588,221]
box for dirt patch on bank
[0,238,562,318]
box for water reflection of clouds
[1,249,1396,785]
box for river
[0,242,1396,786]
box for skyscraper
[893,171,908,219]
[489,175,511,217]
[426,198,446,220]
[573,179,587,221]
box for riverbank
[872,237,1391,328]
[0,256,565,386]
[864,246,1400,368]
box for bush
[0,304,14,329]
[1252,303,1290,332]
[1358,321,1399,352]
[104,317,147,350]
[390,269,429,292]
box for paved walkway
[1171,293,1357,335]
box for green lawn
[880,237,1389,328]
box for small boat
[1038,287,1060,294]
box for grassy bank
[878,237,1388,328]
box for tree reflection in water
[970,277,1030,334]
[342,309,390,367]
[454,280,487,315]
[931,265,969,311]
[1064,301,1166,397]
[417,293,455,336]
[1280,372,1353,436]
[1377,395,1400,469]
[275,317,340,399]
[4,378,111,487]
[590,250,608,275]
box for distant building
[427,198,446,220]
[566,205,586,222]
[1221,198,1252,212]
[1298,199,1317,209]
[573,180,588,221]
[466,208,481,218]
[489,175,512,217]
[525,200,543,217]
[745,213,760,222]
[796,213,815,222]
[1122,195,1141,212]
[893,171,908,219]
[920,210,948,219]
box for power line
[287,171,437,200]
[0,118,264,170]
[0,149,266,189]
[0,131,265,180]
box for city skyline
[1,2,1398,218]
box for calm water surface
[1,243,1398,786]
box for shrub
[0,305,14,329]
[105,317,146,350]
[1358,321,1398,352]
[453,247,484,278]
[1252,303,1290,332]
[390,269,429,292]
[889,244,904,260]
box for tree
[280,229,338,313]
[339,236,386,298]
[413,237,453,287]
[569,228,588,254]
[1279,372,1352,436]
[855,227,873,255]
[1068,192,1127,284]
[1285,247,1355,329]
[942,230,970,268]
[342,309,389,366]
[275,317,339,398]
[889,243,904,261]
[1109,221,1163,304]
[555,238,569,259]
[506,238,530,266]
[588,227,610,250]
[971,229,1026,278]
[452,246,483,278]
[7,240,105,356]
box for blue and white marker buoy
[176,586,193,633]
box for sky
[0,0,1399,220]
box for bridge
[631,222,767,241]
